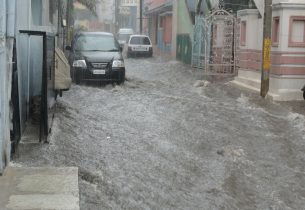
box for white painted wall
[272,3,305,53]
[237,9,263,51]
[235,1,305,101]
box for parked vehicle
[117,28,134,48]
[66,32,125,84]
[127,35,153,58]
[302,85,305,100]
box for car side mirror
[65,46,72,51]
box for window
[272,17,280,46]
[240,21,247,46]
[289,16,305,47]
[130,37,151,45]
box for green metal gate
[192,9,237,76]
[191,15,207,68]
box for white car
[117,28,134,48]
[127,35,153,58]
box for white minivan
[117,28,134,48]
[127,35,153,58]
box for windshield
[118,34,131,42]
[130,37,151,45]
[74,35,120,51]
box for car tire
[118,71,125,85]
[75,72,81,85]
[303,91,305,100]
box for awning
[144,0,173,15]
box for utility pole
[66,0,74,45]
[260,0,272,98]
[140,0,143,34]
[115,0,119,33]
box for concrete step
[231,76,261,92]
[0,167,79,210]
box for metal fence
[192,9,237,76]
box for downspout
[6,0,16,165]
[0,0,7,173]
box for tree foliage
[76,0,98,12]
[223,0,255,13]
[196,0,255,15]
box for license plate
[93,70,106,75]
[134,46,148,51]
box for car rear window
[130,37,151,45]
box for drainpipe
[0,0,7,174]
[5,0,16,166]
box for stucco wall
[237,10,263,51]
[236,10,263,73]
[175,0,194,64]
[177,0,193,36]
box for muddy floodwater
[16,57,305,210]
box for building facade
[96,0,115,33]
[144,0,174,54]
[117,0,141,33]
[234,0,305,101]
[0,0,67,173]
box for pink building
[144,0,173,53]
[233,0,305,101]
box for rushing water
[16,57,305,210]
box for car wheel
[303,91,305,100]
[117,71,125,85]
[75,72,81,85]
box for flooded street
[15,57,305,210]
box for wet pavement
[15,57,305,210]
